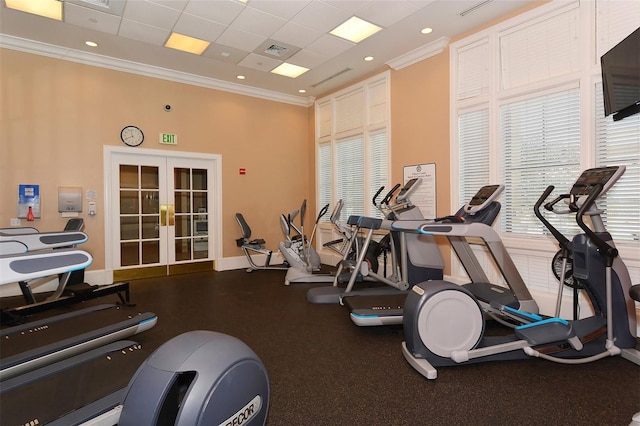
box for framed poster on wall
[18,184,41,219]
[403,163,436,219]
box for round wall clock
[121,125,144,147]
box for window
[452,0,640,292]
[316,72,390,220]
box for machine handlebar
[575,183,618,264]
[381,184,401,206]
[372,186,385,206]
[534,185,570,248]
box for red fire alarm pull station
[239,168,246,175]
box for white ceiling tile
[216,27,266,51]
[146,0,190,12]
[287,49,330,69]
[291,1,350,33]
[322,1,371,15]
[64,3,122,35]
[238,52,282,72]
[123,0,181,29]
[118,18,171,45]
[202,43,249,64]
[306,34,353,57]
[230,7,287,38]
[65,0,127,16]
[357,1,421,28]
[174,13,226,41]
[271,21,322,48]
[183,0,245,25]
[409,0,437,7]
[248,0,311,20]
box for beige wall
[0,1,544,274]
[0,49,310,270]
[390,49,452,272]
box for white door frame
[103,146,222,278]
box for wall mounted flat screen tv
[600,26,640,121]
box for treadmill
[0,248,157,381]
[0,340,150,426]
[345,185,505,326]
[1,220,132,316]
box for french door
[106,148,219,278]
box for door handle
[160,204,175,226]
[160,204,167,226]
[168,204,175,226]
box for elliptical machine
[307,178,444,304]
[280,200,335,285]
[401,166,639,379]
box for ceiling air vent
[311,68,352,88]
[459,0,493,17]
[264,44,289,58]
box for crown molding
[386,36,450,71]
[0,34,315,107]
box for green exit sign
[160,133,177,145]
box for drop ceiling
[0,0,535,105]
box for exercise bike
[401,165,639,379]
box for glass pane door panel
[175,215,191,238]
[141,191,160,214]
[175,239,192,261]
[142,216,159,239]
[174,191,191,214]
[194,238,208,259]
[174,168,191,190]
[193,169,207,190]
[142,241,160,264]
[120,165,139,189]
[120,216,139,240]
[193,192,207,212]
[141,166,159,189]
[120,191,139,214]
[121,242,139,266]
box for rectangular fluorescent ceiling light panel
[6,0,62,20]
[165,33,210,55]
[330,16,382,43]
[271,63,309,78]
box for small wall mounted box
[58,186,83,212]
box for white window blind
[457,108,490,205]
[595,82,640,242]
[336,136,365,218]
[499,4,580,90]
[596,2,640,58]
[317,101,332,138]
[335,89,364,134]
[318,143,333,215]
[499,88,582,236]
[368,80,388,125]
[456,39,490,100]
[316,72,390,219]
[369,130,389,218]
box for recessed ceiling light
[165,33,210,55]
[299,89,306,93]
[421,27,433,34]
[85,41,98,47]
[5,0,62,21]
[237,75,246,80]
[330,16,382,43]
[271,63,310,79]
[364,56,374,62]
